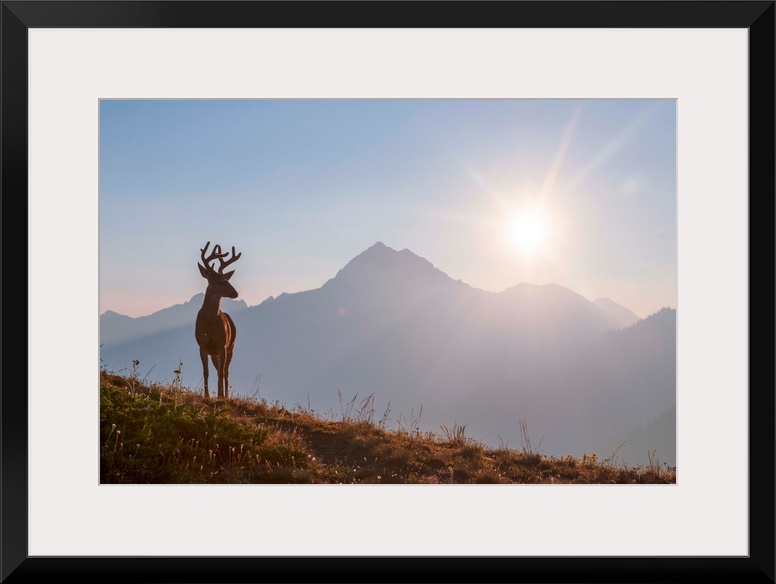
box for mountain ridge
[100,294,248,345]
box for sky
[99,99,676,319]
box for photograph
[99,98,677,485]
[7,0,772,581]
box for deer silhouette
[195,241,241,399]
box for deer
[195,241,241,399]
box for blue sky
[100,99,676,318]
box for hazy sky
[100,99,676,318]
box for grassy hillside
[100,371,676,484]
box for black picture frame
[2,2,773,583]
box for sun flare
[505,208,550,256]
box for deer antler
[216,246,242,276]
[200,241,229,274]
[200,242,241,277]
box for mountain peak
[100,309,131,319]
[357,241,395,259]
[344,242,409,268]
[325,243,452,290]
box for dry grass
[100,371,676,484]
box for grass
[100,371,676,484]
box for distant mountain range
[100,242,675,466]
[100,295,248,346]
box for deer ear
[223,269,235,281]
[198,263,211,279]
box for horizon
[99,240,673,319]
[100,99,676,318]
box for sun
[505,208,551,256]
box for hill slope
[100,371,676,484]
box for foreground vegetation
[100,371,676,484]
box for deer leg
[212,353,224,398]
[223,345,234,399]
[200,347,210,398]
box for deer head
[198,241,241,299]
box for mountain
[547,307,676,463]
[594,297,642,329]
[100,242,675,466]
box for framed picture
[5,1,774,582]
